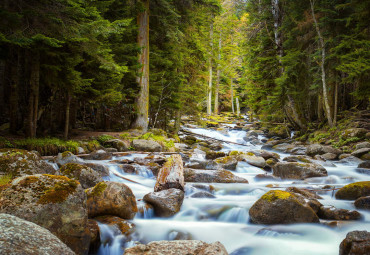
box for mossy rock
[0,149,56,177]
[335,181,370,200]
[249,190,319,224]
[60,163,103,189]
[0,174,89,254]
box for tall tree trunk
[333,81,338,125]
[310,0,333,127]
[132,0,150,131]
[230,78,234,113]
[0,59,5,114]
[207,22,214,116]
[26,50,40,137]
[64,91,72,139]
[214,32,221,115]
[9,48,19,134]
[236,97,240,116]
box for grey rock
[59,163,103,189]
[132,139,162,152]
[184,168,249,183]
[355,142,370,150]
[339,230,370,255]
[351,148,370,158]
[272,162,327,180]
[56,151,84,166]
[0,214,75,255]
[143,188,184,217]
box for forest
[0,0,368,139]
[0,1,370,255]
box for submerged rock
[272,162,327,180]
[0,213,75,255]
[335,181,370,200]
[86,182,137,219]
[339,230,370,255]
[317,206,361,220]
[184,168,249,183]
[0,174,89,254]
[59,163,103,189]
[354,196,370,210]
[143,188,185,217]
[249,190,319,224]
[84,149,112,160]
[0,149,56,177]
[124,240,228,255]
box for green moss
[261,190,293,202]
[97,135,116,144]
[266,158,276,165]
[335,181,370,200]
[60,163,84,178]
[61,151,73,158]
[0,174,12,186]
[87,140,100,152]
[38,175,78,204]
[215,156,233,164]
[87,182,107,198]
[229,151,243,156]
[18,176,39,187]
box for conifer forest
[0,1,369,255]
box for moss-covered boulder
[0,174,89,254]
[214,156,238,170]
[339,230,370,255]
[184,168,248,183]
[206,151,227,160]
[317,205,361,220]
[0,149,56,177]
[85,182,137,219]
[272,162,327,180]
[60,163,103,189]
[0,213,75,255]
[104,139,129,152]
[238,153,266,168]
[342,128,368,139]
[249,190,319,224]
[143,188,184,217]
[335,182,370,200]
[354,196,370,210]
[267,125,290,139]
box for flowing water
[85,125,369,255]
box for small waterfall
[96,223,135,255]
[218,207,249,223]
[136,201,154,219]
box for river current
[85,126,369,255]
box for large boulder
[0,149,56,177]
[335,182,370,200]
[85,182,137,219]
[143,188,184,217]
[358,161,370,169]
[124,240,228,255]
[132,139,162,152]
[351,148,370,158]
[184,168,249,183]
[355,142,370,150]
[249,190,319,224]
[0,174,89,254]
[272,143,295,153]
[339,230,370,255]
[60,163,103,189]
[154,154,184,192]
[56,151,84,166]
[214,156,238,170]
[306,144,342,157]
[272,162,327,179]
[0,213,75,255]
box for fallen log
[154,154,185,192]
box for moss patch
[261,190,293,202]
[335,181,370,200]
[87,182,107,198]
[215,156,233,164]
[38,175,78,204]
[60,163,84,178]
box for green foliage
[97,134,116,144]
[0,174,13,186]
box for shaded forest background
[0,0,369,138]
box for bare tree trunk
[214,32,221,115]
[207,22,214,116]
[236,97,240,116]
[310,0,333,127]
[64,91,72,139]
[132,0,150,131]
